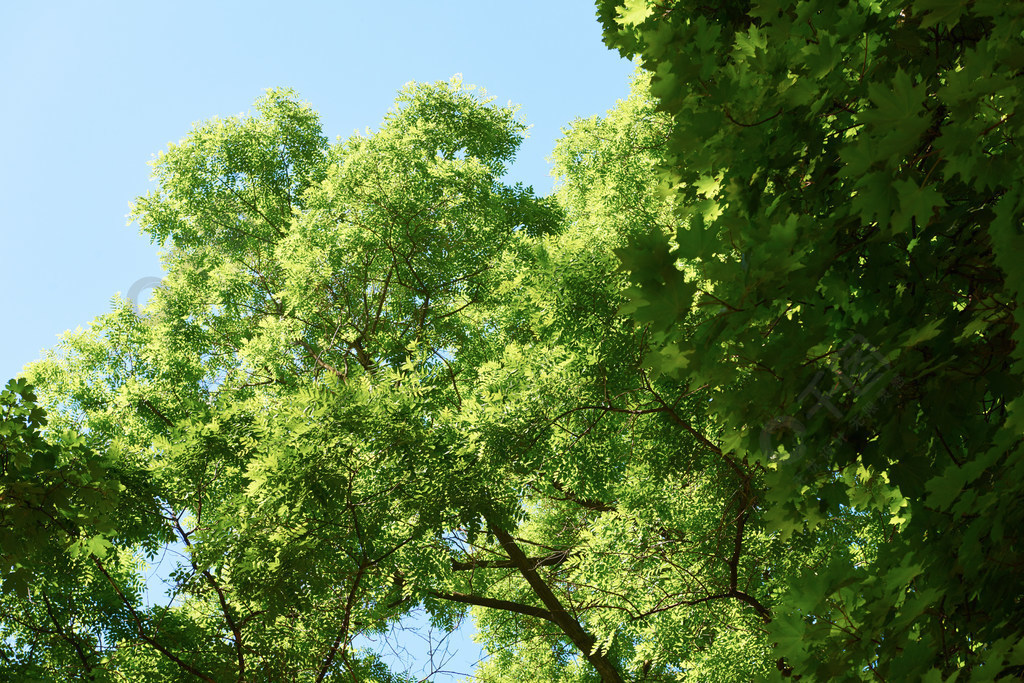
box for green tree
[0,68,895,682]
[13,11,1018,673]
[599,0,1024,679]
[6,77,775,681]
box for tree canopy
[2,2,1023,681]
[599,0,1024,679]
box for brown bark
[485,516,624,683]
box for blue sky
[1,1,633,679]
[1,0,634,382]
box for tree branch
[551,480,616,512]
[486,516,624,683]
[427,589,557,623]
[140,398,175,429]
[452,549,571,571]
[91,557,216,682]
[41,593,94,673]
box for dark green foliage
[599,0,1024,678]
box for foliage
[5,3,1023,677]
[0,377,125,582]
[4,76,791,682]
[1,71,843,681]
[598,0,1024,679]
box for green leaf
[615,0,654,27]
[914,0,967,29]
[891,179,946,234]
[86,535,112,558]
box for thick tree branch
[173,517,246,680]
[679,589,772,623]
[485,516,624,683]
[140,398,175,429]
[640,373,752,484]
[724,507,772,623]
[297,339,347,381]
[317,560,368,682]
[427,589,557,623]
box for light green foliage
[0,72,835,682]
[599,0,1024,679]
[8,78,757,681]
[6,80,557,681]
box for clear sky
[1,0,635,382]
[1,1,634,679]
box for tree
[4,75,800,681]
[598,0,1024,679]
[4,66,881,679]
[9,4,1020,674]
